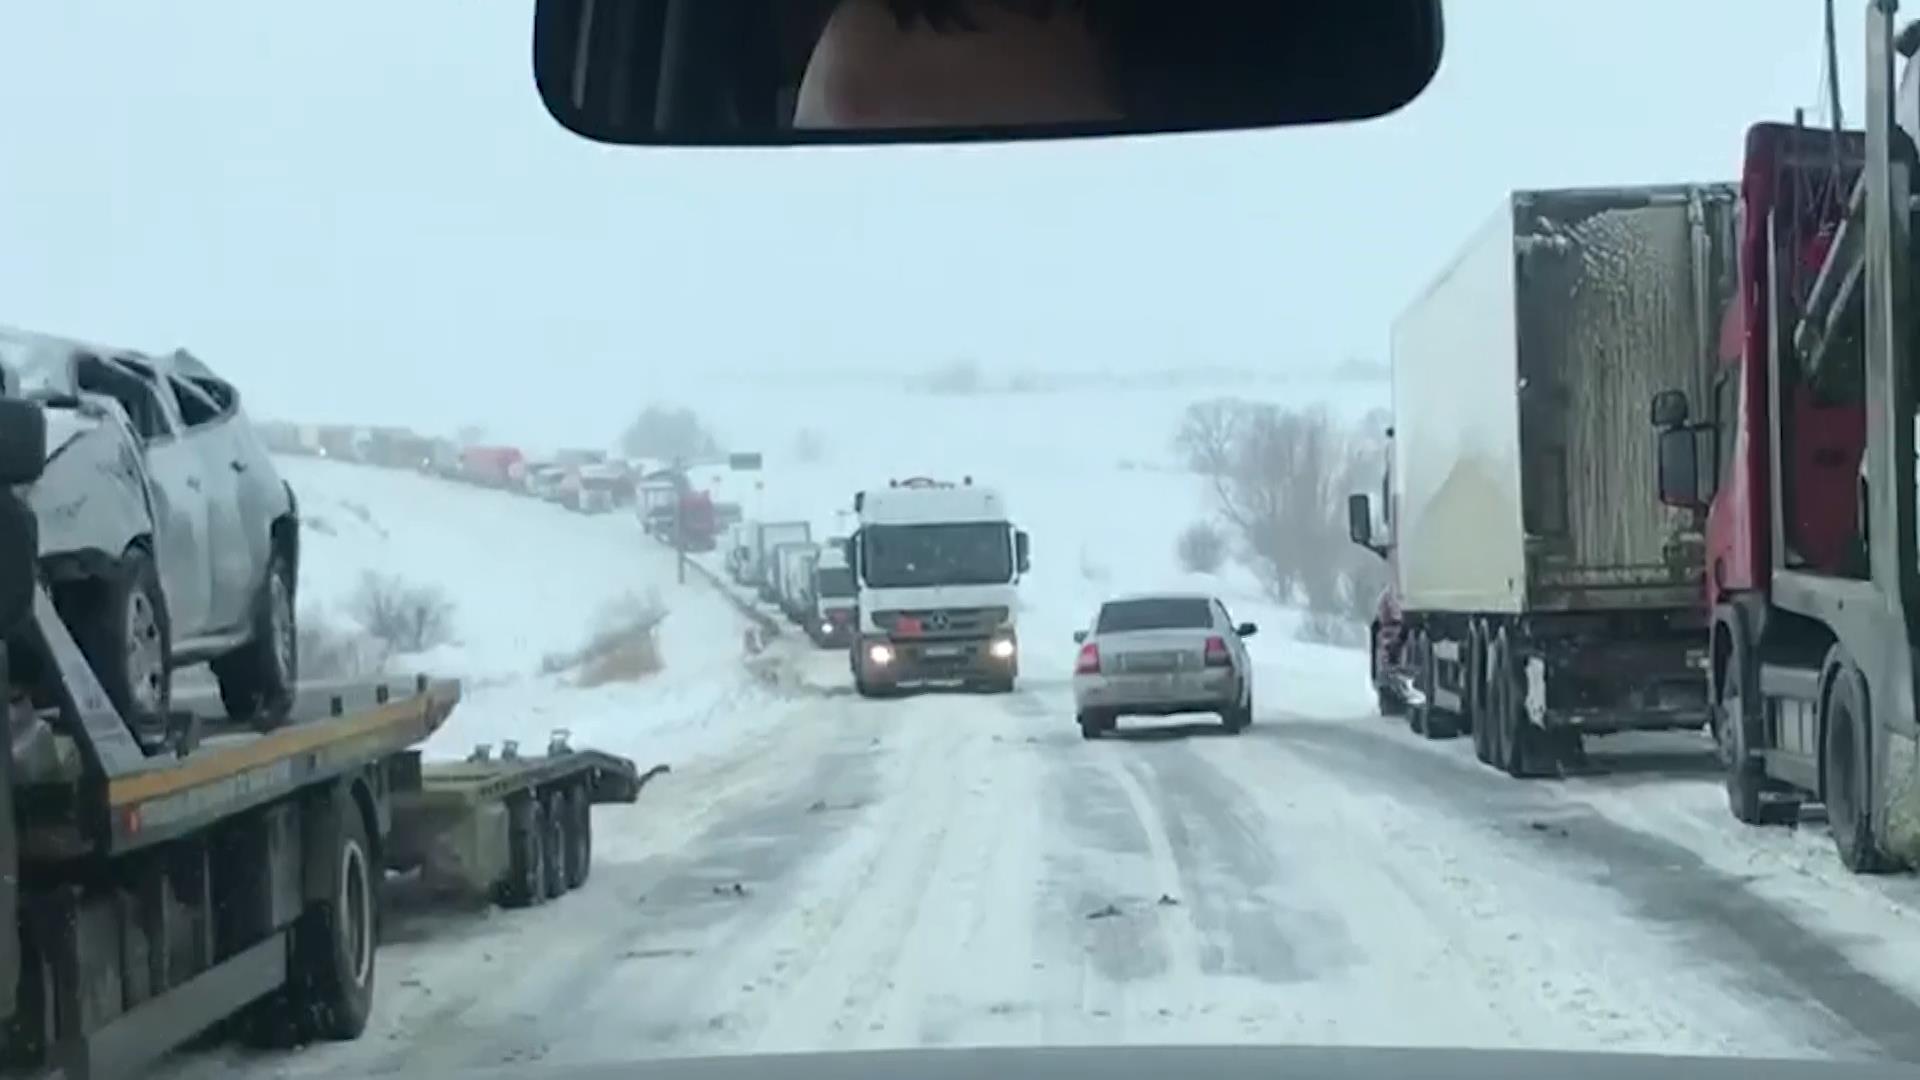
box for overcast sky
[0,2,1869,446]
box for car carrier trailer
[0,397,647,1079]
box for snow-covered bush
[1175,520,1227,575]
[298,607,386,679]
[350,571,456,655]
[544,591,670,687]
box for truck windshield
[815,567,855,598]
[1097,597,1213,633]
[861,523,1012,588]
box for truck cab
[846,477,1029,696]
[809,543,856,647]
[1648,11,1920,871]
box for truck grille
[873,607,1009,640]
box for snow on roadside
[278,455,774,766]
[1561,771,1920,1017]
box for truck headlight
[989,638,1016,660]
[868,643,895,666]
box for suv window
[1096,597,1214,633]
[169,376,223,428]
[75,355,170,441]
[190,376,236,414]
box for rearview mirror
[1072,629,1087,644]
[1236,622,1257,638]
[1347,492,1374,549]
[532,0,1445,147]
[0,399,45,487]
[1650,389,1690,429]
[1656,427,1707,509]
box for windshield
[861,522,1012,588]
[1097,597,1212,633]
[815,566,855,597]
[6,5,1905,1072]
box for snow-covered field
[163,372,1920,1076]
[278,454,770,768]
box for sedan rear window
[1096,598,1214,633]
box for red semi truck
[1650,7,1920,872]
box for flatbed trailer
[0,399,649,1079]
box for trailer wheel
[564,785,593,890]
[1471,624,1495,765]
[1824,659,1893,873]
[497,795,547,908]
[1410,631,1452,739]
[251,791,377,1044]
[1482,632,1507,768]
[540,790,569,899]
[1492,629,1544,778]
[214,550,298,731]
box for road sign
[728,452,763,471]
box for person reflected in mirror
[794,0,1125,130]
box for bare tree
[620,405,721,462]
[1177,399,1391,637]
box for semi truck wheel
[1824,658,1892,873]
[497,795,548,908]
[249,789,377,1044]
[59,544,171,743]
[1718,613,1777,825]
[213,551,298,731]
[564,785,593,890]
[541,790,569,899]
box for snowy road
[182,647,1920,1077]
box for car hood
[448,1045,1895,1080]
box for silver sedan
[1071,593,1257,739]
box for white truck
[846,477,1029,696]
[808,542,856,647]
[775,543,818,624]
[753,520,812,602]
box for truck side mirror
[1650,388,1690,429]
[1347,493,1376,549]
[1015,530,1031,574]
[1656,427,1708,509]
[0,398,45,486]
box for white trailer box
[1393,184,1735,617]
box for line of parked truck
[257,419,738,548]
[1349,8,1920,877]
[720,477,1032,697]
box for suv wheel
[214,550,298,731]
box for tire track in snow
[1269,716,1898,1061]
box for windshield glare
[861,522,1013,588]
[815,566,855,597]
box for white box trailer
[1351,184,1731,775]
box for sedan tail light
[1075,642,1101,675]
[1204,636,1231,667]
